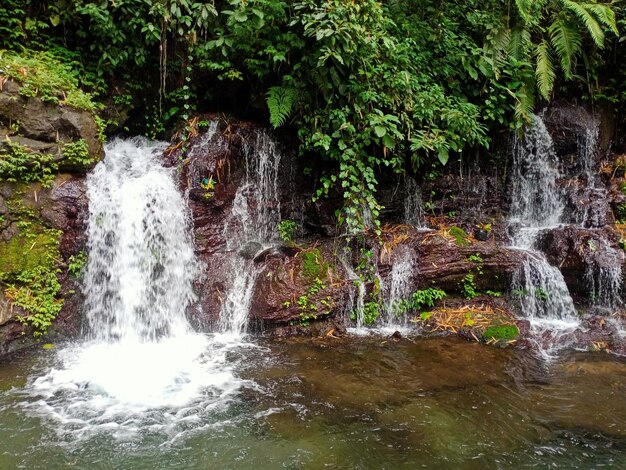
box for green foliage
[0,220,63,338]
[9,266,63,338]
[298,277,333,324]
[278,219,298,242]
[0,141,57,186]
[482,324,520,342]
[449,226,469,246]
[62,139,94,167]
[467,253,484,264]
[462,273,479,299]
[483,0,618,117]
[362,301,381,325]
[267,87,298,128]
[0,49,99,112]
[397,288,447,315]
[68,251,88,278]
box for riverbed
[1,336,625,469]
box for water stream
[508,116,580,352]
[219,129,282,334]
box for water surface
[1,336,625,469]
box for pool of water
[1,335,626,469]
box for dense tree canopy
[0,0,622,232]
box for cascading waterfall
[382,248,415,329]
[21,138,249,441]
[572,116,623,309]
[84,138,198,341]
[404,176,425,228]
[508,115,579,346]
[584,240,623,311]
[509,116,564,234]
[220,129,282,334]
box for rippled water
[1,336,626,469]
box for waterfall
[508,115,579,345]
[219,129,282,334]
[584,240,623,311]
[404,176,425,228]
[382,250,415,328]
[509,116,564,235]
[23,138,248,437]
[84,137,198,341]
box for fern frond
[515,0,534,24]
[561,0,604,47]
[266,86,298,128]
[535,40,556,100]
[586,4,618,36]
[513,80,535,125]
[509,27,532,60]
[548,19,582,78]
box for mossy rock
[0,225,60,279]
[300,248,330,281]
[482,324,519,342]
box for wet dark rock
[543,103,598,158]
[474,229,490,241]
[250,243,349,324]
[239,241,263,260]
[0,78,103,166]
[253,243,301,263]
[537,225,624,301]
[390,331,402,341]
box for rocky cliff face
[165,107,626,354]
[0,78,101,354]
[1,102,625,356]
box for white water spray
[404,176,425,228]
[84,138,197,341]
[382,248,415,329]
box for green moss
[300,248,330,281]
[482,324,520,342]
[0,220,63,337]
[0,49,99,112]
[0,225,61,278]
[449,226,469,246]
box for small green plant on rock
[298,277,333,325]
[462,273,479,299]
[397,288,447,316]
[200,176,215,199]
[278,219,298,242]
[7,266,63,338]
[62,139,94,167]
[68,251,88,277]
[0,141,58,186]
